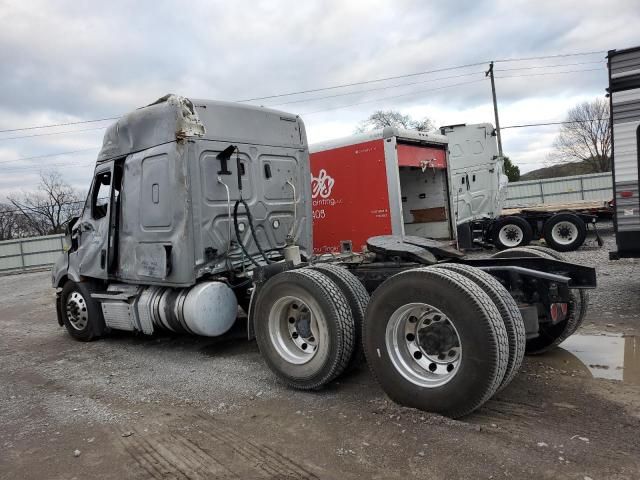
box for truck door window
[92,171,111,219]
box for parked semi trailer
[310,123,600,252]
[608,46,640,260]
[52,95,596,418]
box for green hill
[520,160,602,181]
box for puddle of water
[546,333,640,385]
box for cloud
[0,0,638,198]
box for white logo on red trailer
[311,169,335,199]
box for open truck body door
[441,123,507,226]
[68,161,116,280]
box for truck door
[442,123,506,225]
[71,162,115,280]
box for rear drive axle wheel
[363,267,509,418]
[310,263,369,370]
[254,268,355,390]
[435,263,526,393]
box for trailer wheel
[60,280,106,341]
[435,264,525,393]
[491,247,587,354]
[493,216,533,250]
[254,268,355,390]
[542,213,586,252]
[310,263,369,370]
[363,267,509,418]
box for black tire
[310,263,369,370]
[254,268,355,390]
[363,267,509,418]
[492,216,533,250]
[542,213,586,252]
[60,280,106,341]
[435,263,525,393]
[491,247,586,354]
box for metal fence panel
[0,234,65,273]
[505,172,613,207]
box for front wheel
[60,280,106,341]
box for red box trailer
[310,127,452,254]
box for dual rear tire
[255,264,526,418]
[363,266,524,418]
[254,266,364,390]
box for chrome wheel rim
[498,224,523,247]
[268,295,323,365]
[551,221,578,246]
[385,303,462,388]
[66,291,89,331]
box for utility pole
[486,61,503,157]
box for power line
[0,50,609,134]
[493,50,606,63]
[0,148,97,165]
[1,161,92,173]
[0,117,607,173]
[0,96,608,173]
[494,60,604,72]
[0,126,106,142]
[303,78,487,115]
[240,51,608,102]
[496,67,604,79]
[1,65,595,140]
[268,63,606,108]
[300,64,604,116]
[501,118,607,129]
[237,62,489,103]
[267,71,486,107]
[0,117,119,134]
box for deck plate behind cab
[366,235,464,264]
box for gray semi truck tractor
[52,95,596,417]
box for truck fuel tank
[98,281,238,337]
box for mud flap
[247,286,258,340]
[55,291,64,326]
[519,305,539,340]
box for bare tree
[8,171,83,236]
[0,204,19,240]
[355,110,435,133]
[551,98,611,172]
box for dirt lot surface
[1,225,639,480]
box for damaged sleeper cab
[53,94,312,341]
[52,95,596,418]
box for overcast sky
[0,0,638,200]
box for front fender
[51,252,79,288]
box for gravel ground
[1,224,639,479]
